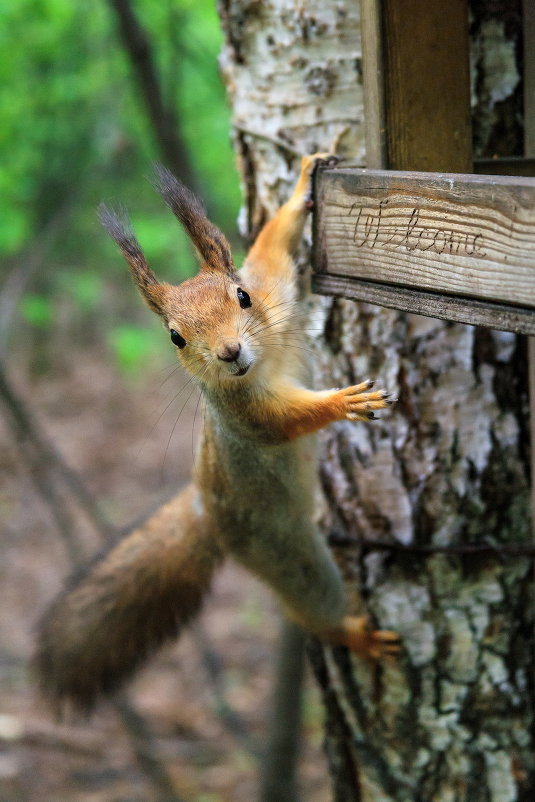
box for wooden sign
[312,167,535,334]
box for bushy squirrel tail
[34,484,223,713]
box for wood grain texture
[523,0,535,534]
[381,0,472,172]
[360,0,471,173]
[314,167,535,308]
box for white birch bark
[218,2,534,799]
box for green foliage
[20,295,53,329]
[60,271,103,311]
[1,0,241,375]
[0,206,30,256]
[107,323,165,376]
[131,214,196,282]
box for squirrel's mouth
[233,364,250,377]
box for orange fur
[36,486,223,711]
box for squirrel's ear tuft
[153,164,237,277]
[98,203,166,316]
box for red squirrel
[36,154,399,711]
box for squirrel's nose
[217,342,241,363]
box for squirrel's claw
[340,615,402,660]
[302,152,340,211]
[317,154,341,168]
[336,380,396,423]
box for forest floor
[0,349,330,802]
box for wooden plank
[312,274,535,336]
[380,0,471,172]
[314,167,535,309]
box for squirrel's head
[99,166,270,385]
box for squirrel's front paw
[337,379,394,422]
[342,615,401,660]
[302,152,340,172]
[302,153,340,209]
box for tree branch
[0,362,184,801]
[0,363,113,543]
[259,620,306,802]
[108,0,199,192]
[114,693,187,802]
[328,532,535,558]
[191,624,261,758]
[0,197,76,361]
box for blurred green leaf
[132,215,197,280]
[197,795,224,802]
[107,324,163,376]
[132,216,177,254]
[0,207,29,255]
[61,272,103,310]
[19,294,53,328]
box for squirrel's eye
[170,329,186,349]
[237,288,251,309]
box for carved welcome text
[350,199,486,257]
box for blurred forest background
[1,0,241,373]
[0,1,329,800]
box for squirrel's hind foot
[327,615,401,660]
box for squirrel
[35,153,399,712]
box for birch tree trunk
[218,2,534,800]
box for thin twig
[0,198,76,360]
[16,437,85,565]
[259,620,306,802]
[329,532,535,557]
[0,362,184,801]
[107,0,199,192]
[15,732,103,758]
[233,124,303,158]
[191,623,261,758]
[115,693,187,802]
[0,363,114,543]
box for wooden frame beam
[312,274,535,336]
[522,0,535,531]
[360,0,471,173]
